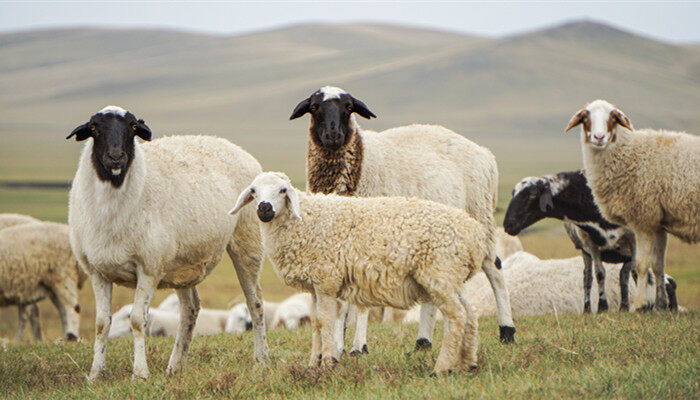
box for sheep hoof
[583,301,592,313]
[65,332,79,342]
[87,370,103,382]
[598,299,609,313]
[637,303,654,312]
[415,338,432,351]
[620,303,629,312]
[468,364,478,372]
[362,344,368,354]
[321,356,338,368]
[132,369,149,380]
[499,326,516,343]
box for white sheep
[290,86,515,351]
[566,99,699,311]
[225,301,279,333]
[271,293,312,329]
[404,251,674,323]
[109,304,229,338]
[0,221,87,342]
[229,172,490,375]
[0,213,43,342]
[495,227,523,260]
[67,106,268,380]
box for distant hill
[0,21,698,181]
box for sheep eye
[280,188,287,194]
[90,125,97,132]
[346,104,353,111]
[310,105,318,112]
[132,125,138,131]
[249,188,255,194]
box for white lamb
[229,172,491,375]
[566,99,699,311]
[67,106,268,380]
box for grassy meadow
[0,21,698,399]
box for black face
[67,109,151,188]
[290,90,376,151]
[503,180,553,235]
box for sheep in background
[503,171,678,312]
[271,293,312,329]
[0,213,43,342]
[67,106,267,380]
[566,100,699,311]
[229,172,490,374]
[290,86,514,351]
[225,301,279,333]
[495,227,523,260]
[404,251,679,323]
[0,222,87,342]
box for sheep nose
[592,133,605,142]
[108,152,125,162]
[245,321,253,331]
[257,202,275,222]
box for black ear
[134,119,152,141]
[66,122,92,141]
[290,97,311,120]
[539,186,554,213]
[351,97,377,119]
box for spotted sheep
[229,172,491,375]
[67,106,268,380]
[503,170,678,312]
[566,100,698,311]
[290,86,516,352]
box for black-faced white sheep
[503,171,678,312]
[290,86,515,350]
[229,172,490,375]
[0,221,87,342]
[565,100,699,311]
[67,106,267,380]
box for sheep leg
[482,259,516,343]
[308,293,322,367]
[631,231,662,312]
[457,290,478,370]
[14,305,28,342]
[650,231,669,311]
[415,303,437,350]
[350,306,369,355]
[593,255,608,313]
[432,290,467,375]
[334,301,348,355]
[315,292,340,368]
[27,303,42,341]
[131,272,157,379]
[89,273,113,381]
[582,251,593,313]
[46,279,80,341]
[619,261,634,311]
[166,287,200,375]
[665,276,678,312]
[227,247,270,364]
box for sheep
[109,304,229,338]
[229,172,490,374]
[67,106,268,380]
[495,227,523,260]
[0,213,43,342]
[404,251,679,322]
[0,221,87,342]
[271,293,312,329]
[565,99,699,311]
[290,86,515,351]
[502,170,678,312]
[225,301,279,333]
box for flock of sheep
[0,87,697,378]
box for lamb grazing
[225,301,279,333]
[67,106,268,380]
[229,172,490,375]
[0,213,43,342]
[503,171,678,312]
[290,86,515,351]
[0,222,87,342]
[404,251,678,322]
[271,293,312,329]
[565,100,699,311]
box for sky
[0,1,699,43]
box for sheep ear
[539,187,553,212]
[66,122,92,141]
[565,109,588,132]
[609,109,633,132]
[285,187,302,221]
[229,186,254,215]
[290,97,311,120]
[351,97,377,119]
[134,119,152,141]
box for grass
[0,313,697,399]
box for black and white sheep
[290,86,515,351]
[67,106,268,380]
[503,171,678,312]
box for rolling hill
[0,20,698,182]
